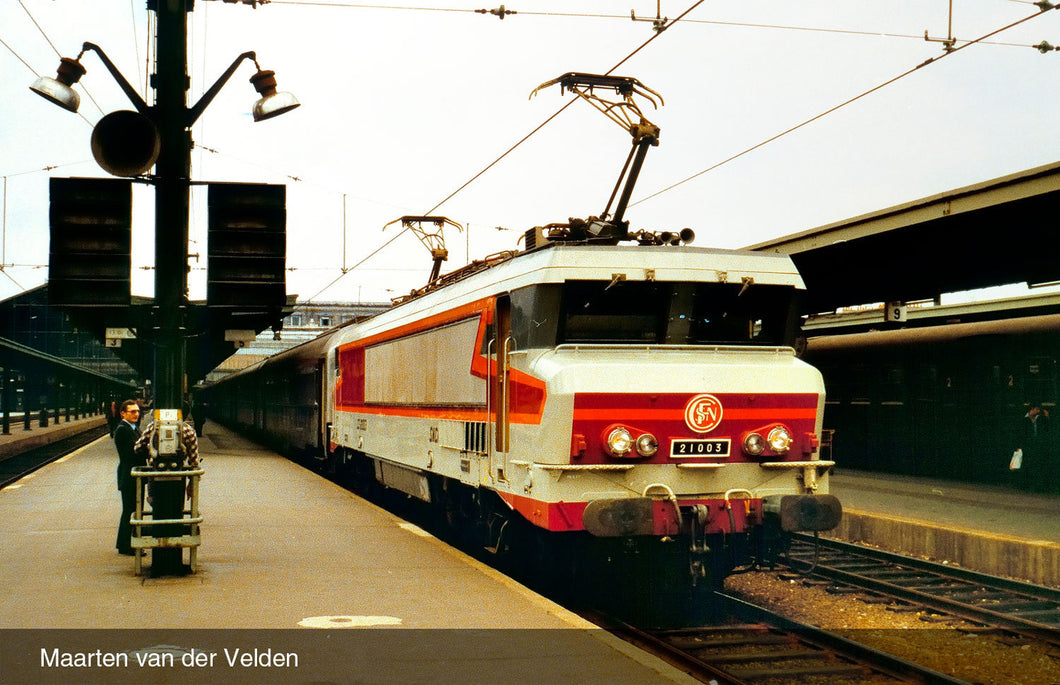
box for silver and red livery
[323,243,839,540]
[208,240,841,626]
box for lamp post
[31,0,298,575]
[31,6,298,412]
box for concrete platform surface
[0,424,697,685]
[829,470,1059,587]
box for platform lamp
[31,44,299,124]
[29,42,299,399]
[30,27,299,576]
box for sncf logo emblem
[684,394,723,433]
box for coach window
[881,364,906,405]
[912,363,936,402]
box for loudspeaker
[91,110,160,177]
[48,177,132,306]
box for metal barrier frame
[129,467,204,575]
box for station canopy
[746,161,1060,315]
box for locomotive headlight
[606,427,633,457]
[767,426,793,453]
[743,432,767,456]
[635,433,659,457]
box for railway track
[313,457,1051,681]
[0,425,108,488]
[612,593,968,685]
[784,533,1060,639]
[321,465,969,682]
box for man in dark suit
[114,399,145,555]
[1017,402,1051,491]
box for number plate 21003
[670,439,730,458]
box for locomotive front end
[573,384,841,541]
[535,339,840,547]
[494,246,840,623]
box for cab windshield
[510,280,800,348]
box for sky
[2,0,1058,306]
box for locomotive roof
[349,243,806,335]
[437,243,806,294]
[509,244,806,287]
[210,243,809,377]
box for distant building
[205,301,390,382]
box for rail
[0,422,108,488]
[605,593,967,684]
[786,533,1060,639]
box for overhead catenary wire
[129,0,146,96]
[0,162,96,285]
[285,0,1058,306]
[146,10,157,106]
[0,38,98,128]
[299,0,707,305]
[630,3,1059,210]
[2,176,28,292]
[0,161,94,179]
[267,0,1051,50]
[18,0,62,59]
[0,268,26,292]
[4,3,1053,305]
[267,1,472,13]
[191,143,410,218]
[0,35,39,75]
[300,229,409,303]
[425,0,698,216]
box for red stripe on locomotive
[571,392,820,464]
[497,491,764,535]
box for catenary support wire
[302,0,706,304]
[631,3,1059,210]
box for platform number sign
[884,302,907,322]
[105,327,136,348]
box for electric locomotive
[311,232,839,624]
[208,73,842,626]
